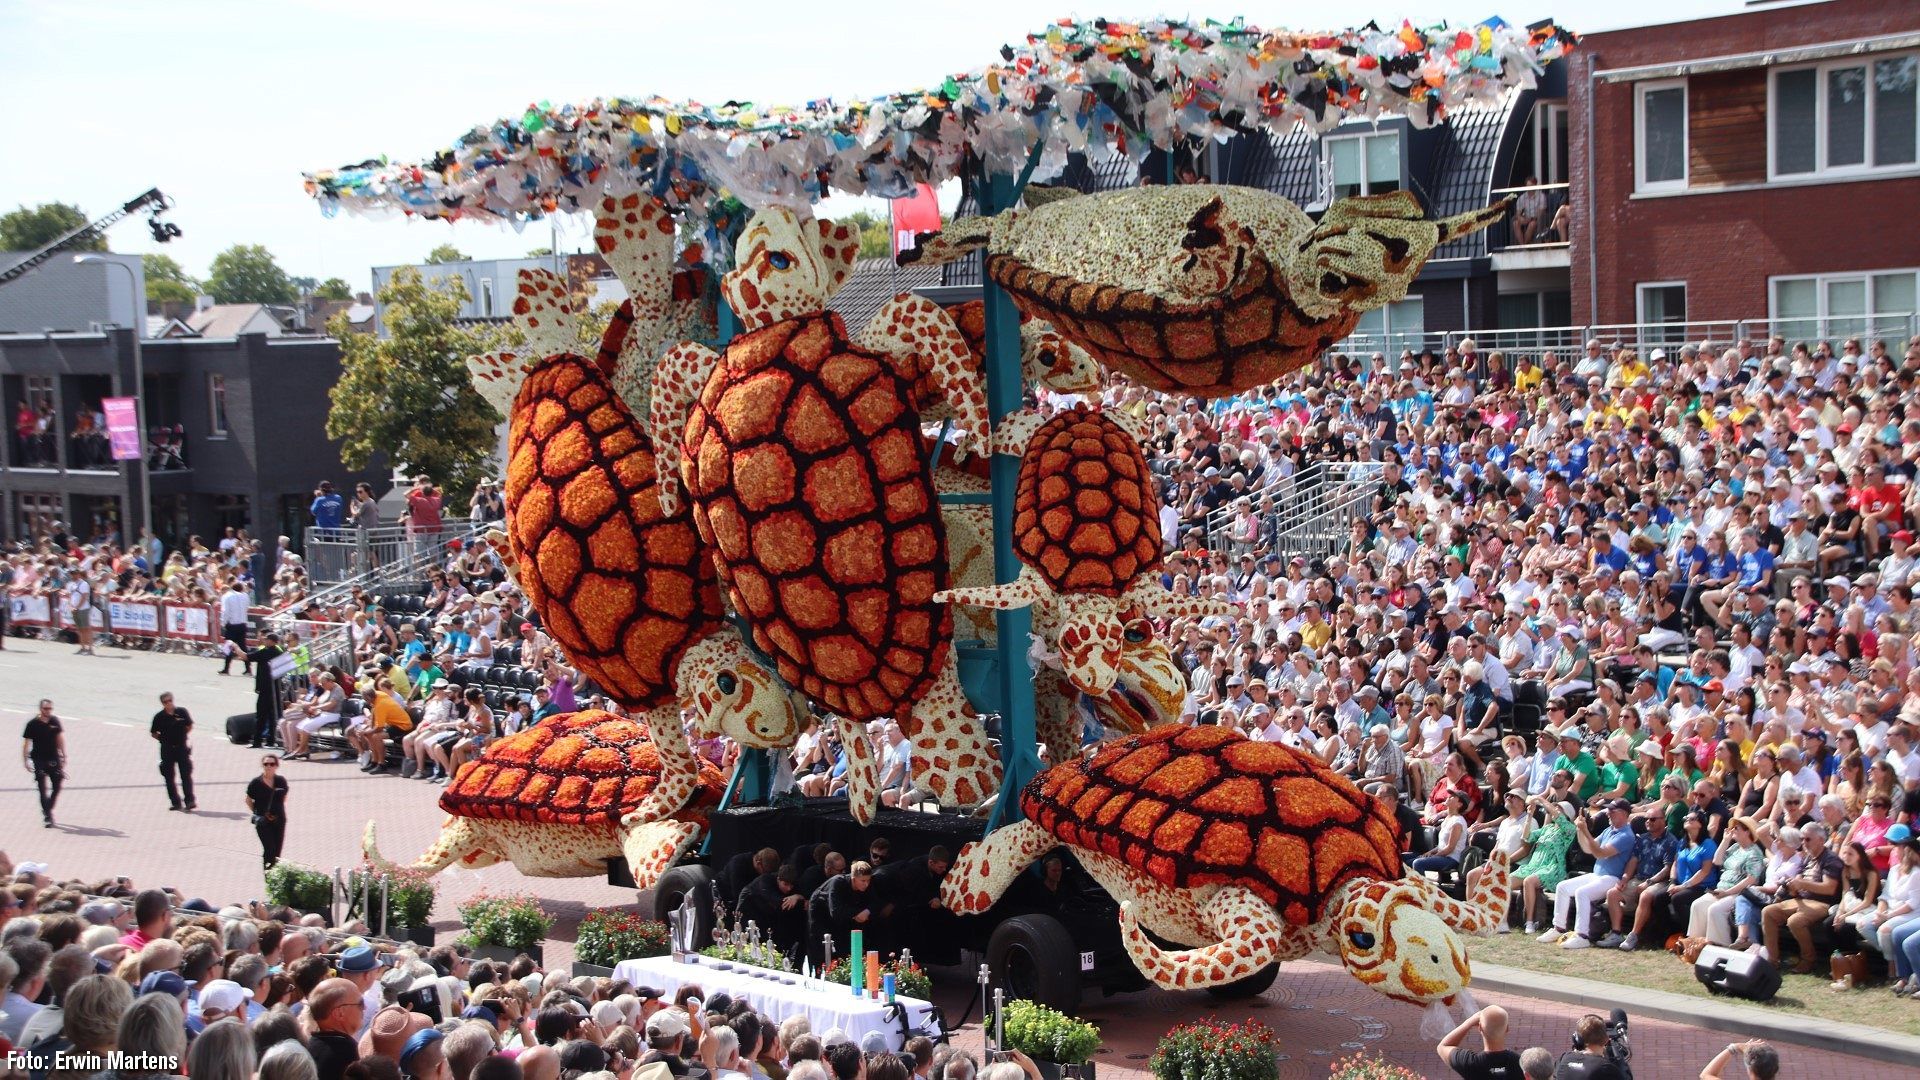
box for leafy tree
[290,275,319,296]
[424,243,470,265]
[206,244,296,305]
[326,267,502,503]
[142,253,198,307]
[838,210,892,259]
[315,278,354,301]
[0,202,103,252]
[525,246,554,257]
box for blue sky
[1,0,1741,290]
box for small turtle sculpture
[942,725,1511,1035]
[649,206,1001,809]
[901,186,1508,398]
[364,710,726,887]
[939,405,1231,702]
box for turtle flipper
[1121,580,1234,621]
[835,712,880,826]
[906,654,1002,809]
[856,293,990,460]
[1118,885,1282,989]
[1422,847,1512,936]
[939,818,1054,914]
[895,215,997,268]
[620,818,704,892]
[938,563,1051,611]
[632,705,698,821]
[648,340,721,515]
[365,817,494,875]
[594,194,679,418]
[1034,668,1082,765]
[467,269,578,413]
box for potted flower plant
[822,955,932,1001]
[997,999,1101,1080]
[1324,1053,1422,1079]
[574,909,670,977]
[458,892,553,966]
[1149,1019,1277,1080]
[264,862,334,920]
[347,862,438,947]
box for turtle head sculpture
[721,206,861,329]
[1334,878,1473,1014]
[902,184,1509,397]
[679,632,806,750]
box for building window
[479,278,495,318]
[1771,269,1918,344]
[1773,53,1918,178]
[1324,131,1401,201]
[1636,282,1689,343]
[1348,296,1425,353]
[1635,79,1689,192]
[208,374,229,438]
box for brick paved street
[1,643,1899,1078]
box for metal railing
[261,519,488,638]
[1485,182,1571,254]
[1331,313,1918,370]
[301,524,448,587]
[1205,460,1382,558]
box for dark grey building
[0,328,385,549]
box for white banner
[164,604,212,640]
[108,599,162,635]
[8,593,51,625]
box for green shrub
[457,892,552,952]
[1149,1019,1277,1080]
[346,863,437,931]
[998,999,1101,1066]
[575,910,670,968]
[264,863,333,913]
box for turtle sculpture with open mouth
[901,185,1509,398]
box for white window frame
[1769,51,1920,181]
[479,277,495,318]
[1768,267,1920,341]
[1320,130,1403,204]
[1634,78,1690,193]
[1636,281,1688,326]
[208,373,229,439]
[1530,102,1570,184]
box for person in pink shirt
[118,888,172,950]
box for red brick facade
[1569,0,1920,325]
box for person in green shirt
[1553,729,1601,802]
[1590,733,1642,807]
[1656,742,1704,797]
[1515,796,1579,933]
[407,656,445,697]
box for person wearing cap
[641,1008,708,1080]
[399,1027,451,1080]
[1539,798,1636,948]
[1597,802,1679,950]
[334,946,383,1037]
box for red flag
[890,184,942,258]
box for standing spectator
[311,482,345,536]
[349,483,381,531]
[218,581,252,676]
[22,698,65,828]
[247,754,290,870]
[247,632,285,748]
[65,568,95,656]
[150,691,196,814]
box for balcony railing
[1484,182,1570,255]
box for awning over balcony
[1595,30,1920,83]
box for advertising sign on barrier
[8,593,51,626]
[108,599,162,636]
[164,604,213,640]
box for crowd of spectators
[4,527,268,631]
[0,852,987,1080]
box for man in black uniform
[738,864,808,962]
[808,860,878,969]
[22,698,65,827]
[151,691,196,812]
[246,633,284,748]
[873,846,956,964]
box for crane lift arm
[0,189,180,290]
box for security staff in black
[246,633,285,748]
[151,691,196,812]
[21,698,65,827]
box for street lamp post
[75,255,152,541]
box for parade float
[314,12,1572,1025]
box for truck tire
[987,914,1081,1016]
[653,864,717,948]
[1204,962,1279,999]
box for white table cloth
[611,954,936,1051]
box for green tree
[206,244,296,305]
[326,267,502,503]
[142,253,198,307]
[290,275,319,297]
[315,278,353,301]
[0,202,103,253]
[525,246,554,257]
[838,210,892,259]
[424,243,470,265]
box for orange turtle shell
[440,709,726,825]
[1012,407,1161,596]
[680,311,952,723]
[504,355,724,710]
[1021,725,1403,926]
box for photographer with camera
[1551,1011,1630,1080]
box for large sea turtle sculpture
[940,405,1231,704]
[942,725,1511,1035]
[901,186,1509,398]
[648,206,1001,809]
[365,710,726,886]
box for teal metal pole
[979,170,1042,832]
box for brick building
[1569,0,1920,341]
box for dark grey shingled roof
[828,256,945,332]
[1423,97,1518,261]
[1239,128,1322,205]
